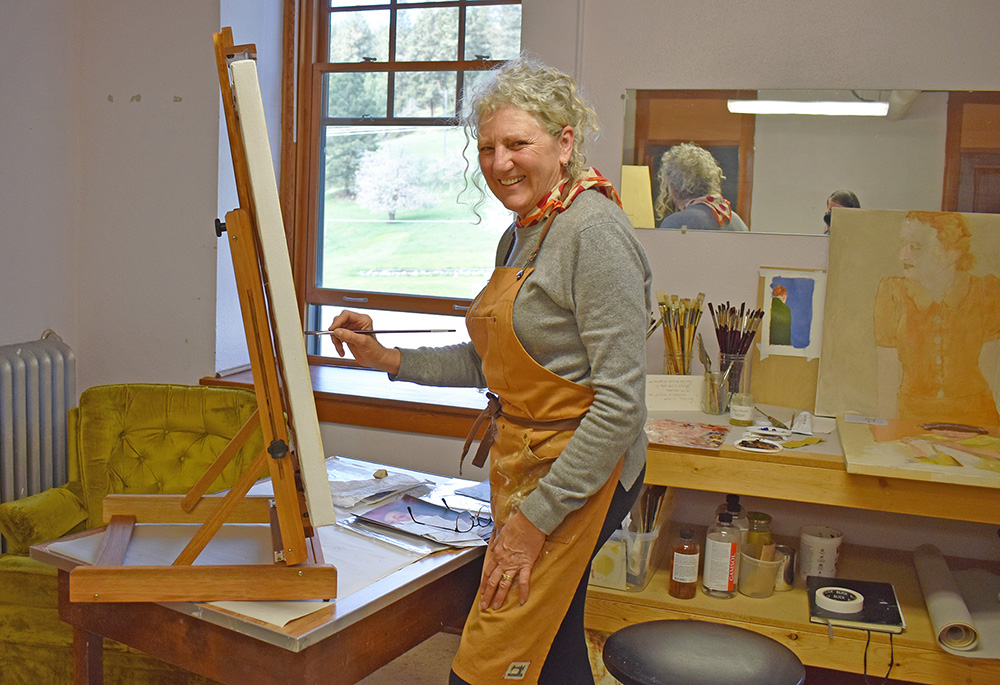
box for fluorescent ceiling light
[727,99,890,116]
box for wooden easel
[65,28,337,603]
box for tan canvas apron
[451,217,624,684]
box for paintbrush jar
[721,353,754,426]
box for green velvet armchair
[0,383,264,684]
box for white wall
[76,1,220,391]
[216,0,283,375]
[0,0,221,392]
[0,1,81,348]
[749,91,949,233]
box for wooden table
[32,463,485,685]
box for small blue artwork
[768,276,815,348]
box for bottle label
[704,537,737,591]
[671,551,699,584]
[729,402,754,422]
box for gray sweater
[395,191,652,535]
[659,203,749,231]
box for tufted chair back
[70,383,263,530]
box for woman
[824,189,860,234]
[769,284,792,346]
[875,211,1000,427]
[654,142,748,231]
[329,56,652,684]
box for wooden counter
[585,442,1000,684]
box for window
[297,1,522,361]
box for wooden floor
[806,665,920,684]
[357,630,921,684]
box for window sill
[200,365,485,439]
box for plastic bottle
[715,494,740,516]
[726,501,750,546]
[714,495,749,545]
[669,528,700,599]
[702,512,740,598]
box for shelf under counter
[644,440,1000,526]
[585,536,1000,685]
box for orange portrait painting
[817,209,1000,487]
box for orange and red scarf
[516,168,622,229]
[685,194,733,226]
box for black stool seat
[603,619,805,685]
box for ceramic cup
[798,525,843,578]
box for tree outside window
[303,1,522,361]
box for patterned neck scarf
[684,194,733,225]
[515,168,622,229]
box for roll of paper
[913,544,978,652]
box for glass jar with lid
[746,511,773,547]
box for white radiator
[0,331,76,504]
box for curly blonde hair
[654,143,725,221]
[461,54,598,191]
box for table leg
[73,625,103,685]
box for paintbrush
[306,329,456,336]
[755,406,789,429]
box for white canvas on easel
[230,59,336,527]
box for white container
[799,525,843,577]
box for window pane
[462,69,495,106]
[325,72,389,118]
[310,306,471,361]
[318,126,510,299]
[396,7,458,62]
[330,1,385,7]
[328,10,389,63]
[395,71,457,118]
[465,4,522,60]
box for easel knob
[268,439,288,460]
[215,218,227,237]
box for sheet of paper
[211,524,424,626]
[645,374,702,411]
[644,418,730,450]
[620,165,655,228]
[315,455,432,508]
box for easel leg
[73,625,103,685]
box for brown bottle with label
[669,528,700,599]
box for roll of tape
[815,586,864,613]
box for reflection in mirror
[622,89,1000,235]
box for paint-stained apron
[451,217,623,684]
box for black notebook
[807,576,906,634]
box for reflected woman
[654,142,748,231]
[874,211,1000,426]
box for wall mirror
[623,89,1000,235]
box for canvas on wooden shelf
[817,209,1000,488]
